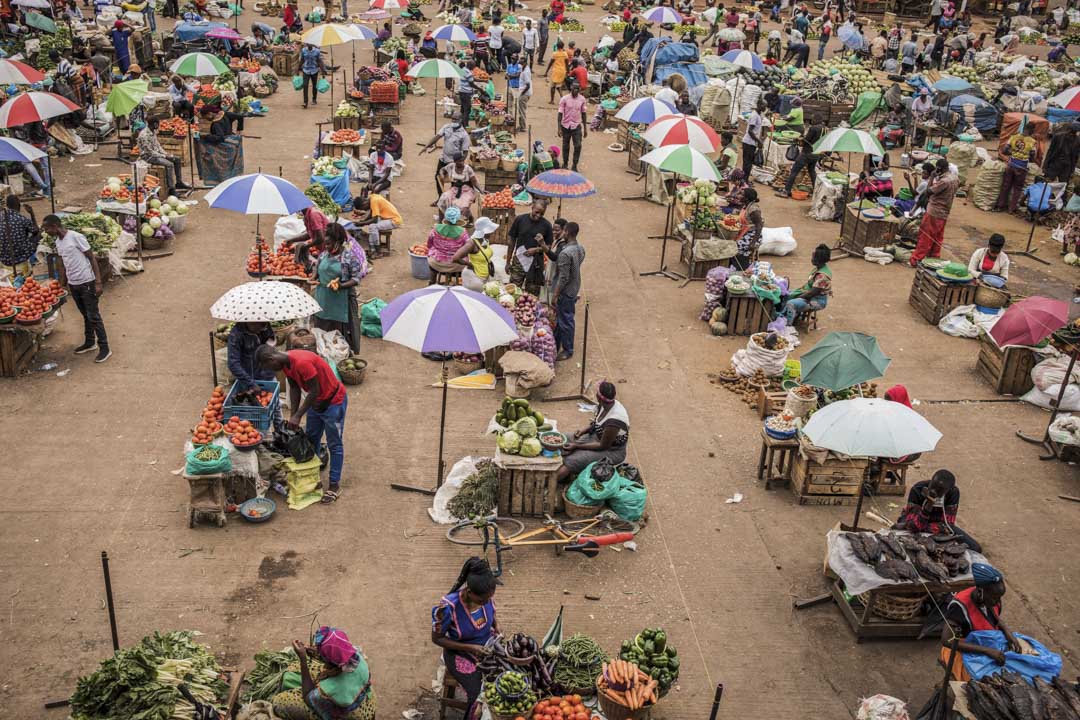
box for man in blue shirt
[299,43,324,108]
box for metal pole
[934,638,960,720]
[46,153,55,215]
[132,162,144,264]
[100,551,120,652]
[707,683,724,720]
[209,330,218,387]
[1018,346,1078,458]
[578,301,588,395]
[436,360,449,487]
[1016,179,1052,265]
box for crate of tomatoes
[222,379,280,434]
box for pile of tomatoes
[329,128,362,144]
[482,187,515,209]
[191,419,222,445]
[253,390,274,407]
[525,696,598,720]
[247,240,307,278]
[7,279,63,324]
[225,417,263,447]
[202,386,226,424]
[158,117,193,138]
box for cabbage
[514,417,538,438]
[1066,252,1078,266]
[498,294,515,308]
[484,281,501,298]
[519,437,541,457]
[498,430,521,453]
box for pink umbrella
[643,114,721,153]
[0,58,45,85]
[0,91,79,128]
[990,296,1070,348]
[206,27,244,40]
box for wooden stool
[375,228,393,256]
[438,673,468,720]
[870,459,914,496]
[757,428,799,490]
[794,308,819,331]
[430,269,462,286]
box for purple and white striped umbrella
[381,285,518,354]
[640,5,682,24]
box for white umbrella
[0,91,79,127]
[801,398,943,458]
[300,22,365,46]
[211,281,323,322]
[0,59,44,85]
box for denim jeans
[306,393,347,488]
[555,293,577,355]
[818,40,827,60]
[561,125,583,170]
[70,280,108,349]
[146,154,182,192]
[784,151,818,193]
[781,296,826,323]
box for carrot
[604,689,624,706]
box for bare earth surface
[0,5,1078,719]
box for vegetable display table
[724,293,773,336]
[757,428,798,490]
[318,130,367,159]
[908,268,976,325]
[333,115,362,131]
[494,449,562,518]
[0,324,41,378]
[975,332,1036,396]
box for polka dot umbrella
[210,280,323,322]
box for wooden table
[757,428,799,490]
[791,448,869,506]
[909,267,977,325]
[0,323,41,377]
[494,449,562,517]
[839,203,899,256]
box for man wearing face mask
[893,469,980,552]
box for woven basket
[597,678,653,720]
[865,591,925,621]
[974,283,1009,310]
[563,489,601,520]
[141,233,166,251]
[273,323,295,346]
[479,156,499,170]
[337,357,368,385]
[453,358,484,375]
[500,156,521,172]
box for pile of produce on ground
[552,633,608,694]
[618,627,679,696]
[843,531,972,583]
[482,670,540,717]
[313,155,343,177]
[70,630,229,720]
[447,457,499,518]
[965,672,1080,720]
[242,649,295,702]
[304,183,340,219]
[598,658,659,712]
[495,396,550,457]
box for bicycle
[446,511,640,577]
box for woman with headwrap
[431,557,499,720]
[426,206,470,282]
[556,381,630,483]
[894,469,981,552]
[273,626,376,719]
[940,563,1020,679]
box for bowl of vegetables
[539,431,567,454]
[764,414,798,440]
[239,497,276,523]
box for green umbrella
[169,52,230,77]
[105,80,149,117]
[811,127,885,156]
[799,331,891,391]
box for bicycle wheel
[588,514,641,536]
[446,517,526,546]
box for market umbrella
[640,5,682,27]
[346,24,378,75]
[989,296,1070,348]
[643,114,721,153]
[206,26,244,40]
[802,398,943,458]
[210,280,323,321]
[837,25,865,51]
[204,172,312,271]
[369,0,401,8]
[105,80,149,117]
[408,57,466,132]
[812,127,885,244]
[169,52,230,76]
[380,285,518,490]
[526,168,596,218]
[0,136,52,212]
[431,23,476,42]
[0,91,79,127]
[932,76,973,92]
[301,24,366,106]
[357,8,390,20]
[10,0,50,7]
[615,96,676,125]
[719,49,763,71]
[0,59,44,85]
[799,331,891,391]
[718,28,745,41]
[1049,86,1080,111]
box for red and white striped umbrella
[642,114,721,153]
[0,59,45,85]
[1050,86,1080,111]
[0,91,79,128]
[369,0,401,8]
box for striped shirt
[55,58,75,80]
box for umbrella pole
[1015,180,1052,266]
[132,161,144,265]
[46,153,55,215]
[436,359,449,487]
[330,47,336,108]
[1017,345,1078,459]
[209,330,219,387]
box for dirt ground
[1,4,1079,719]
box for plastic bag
[758,226,797,256]
[856,694,909,720]
[731,334,790,377]
[361,298,387,338]
[1032,354,1080,391]
[937,305,981,338]
[316,77,330,94]
[429,456,482,523]
[312,326,350,366]
[273,215,306,250]
[962,631,1063,682]
[566,460,623,506]
[608,481,647,521]
[281,426,316,462]
[185,445,233,476]
[1021,382,1080,411]
[292,75,303,91]
[286,457,323,510]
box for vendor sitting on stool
[894,469,981,552]
[940,563,1020,680]
[967,233,1010,285]
[272,626,376,720]
[778,243,832,324]
[556,381,630,484]
[431,557,498,720]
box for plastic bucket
[409,251,430,281]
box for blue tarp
[653,63,708,89]
[640,37,699,72]
[312,169,352,211]
[949,93,999,133]
[962,631,1063,683]
[174,21,228,42]
[1047,107,1080,124]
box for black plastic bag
[590,458,615,484]
[617,463,644,486]
[281,427,316,463]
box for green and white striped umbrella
[639,144,721,181]
[407,58,466,79]
[169,52,230,77]
[812,127,885,156]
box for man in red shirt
[257,346,348,503]
[569,58,588,94]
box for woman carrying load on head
[272,626,377,719]
[556,380,630,484]
[940,563,1021,680]
[432,557,500,720]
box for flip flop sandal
[321,488,341,504]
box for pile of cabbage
[676,179,719,207]
[497,416,543,457]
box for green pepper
[621,640,633,653]
[651,657,669,668]
[643,640,655,655]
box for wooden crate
[370,102,401,125]
[616,118,630,148]
[908,268,977,325]
[480,207,513,245]
[272,51,299,77]
[840,204,899,255]
[726,294,773,336]
[976,332,1036,396]
[627,134,645,174]
[483,167,518,192]
[791,452,868,506]
[679,238,728,280]
[831,103,856,126]
[0,325,39,377]
[484,343,510,377]
[159,135,192,167]
[333,115,362,131]
[496,465,559,517]
[802,99,830,126]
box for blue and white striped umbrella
[204,172,312,215]
[719,49,763,71]
[0,136,44,162]
[837,25,865,51]
[615,96,677,125]
[640,5,682,24]
[431,23,476,43]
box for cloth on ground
[498,350,556,390]
[962,631,1063,683]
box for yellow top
[550,50,569,84]
[369,193,402,225]
[468,239,493,278]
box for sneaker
[74,342,96,354]
[95,348,112,363]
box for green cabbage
[498,430,521,454]
[519,437,541,457]
[514,417,538,439]
[484,281,501,298]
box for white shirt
[742,110,763,147]
[56,229,95,285]
[519,64,532,97]
[655,87,678,105]
[488,24,503,48]
[788,28,804,43]
[522,27,537,49]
